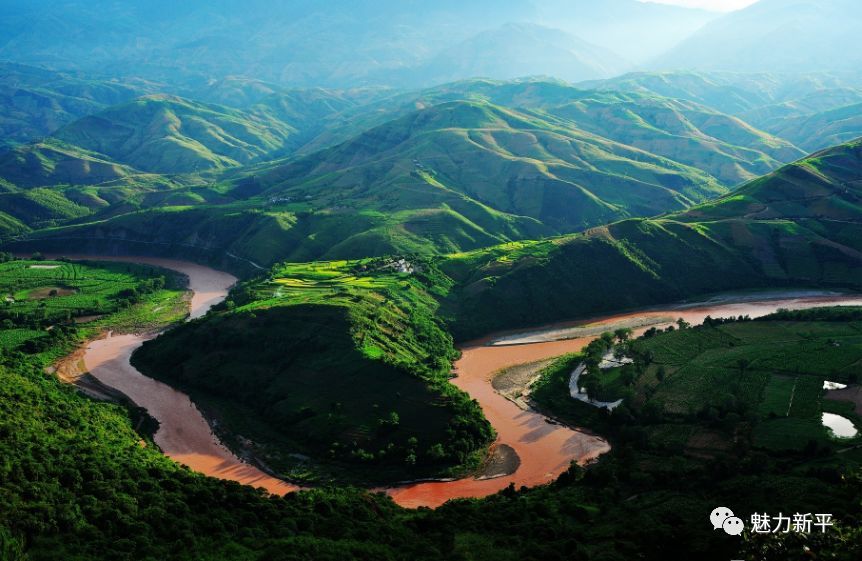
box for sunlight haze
[639,0,759,11]
[2,1,862,559]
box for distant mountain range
[2,63,862,270]
[3,1,861,88]
[391,23,629,87]
[654,0,862,73]
[0,0,715,88]
[0,75,833,262]
[532,0,718,62]
[581,71,862,153]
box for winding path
[62,256,862,508]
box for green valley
[116,137,862,492]
[3,5,862,559]
[440,138,862,338]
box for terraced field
[530,308,862,461]
[132,257,493,484]
[0,258,187,351]
[636,316,862,452]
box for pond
[822,412,859,439]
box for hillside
[249,100,724,230]
[0,84,387,193]
[0,77,854,274]
[51,95,297,173]
[3,80,824,267]
[543,91,803,185]
[132,258,493,483]
[0,139,136,188]
[304,79,804,186]
[741,87,862,131]
[0,62,159,148]
[11,97,737,265]
[580,71,862,116]
[764,102,862,152]
[0,139,224,237]
[440,138,862,338]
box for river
[74,256,298,495]
[64,256,862,508]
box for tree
[0,527,27,561]
[582,374,600,400]
[600,332,615,348]
[614,328,633,343]
[427,443,446,461]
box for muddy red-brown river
[75,256,298,495]
[65,256,862,507]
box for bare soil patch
[28,286,77,299]
[474,444,521,480]
[827,386,862,416]
[492,359,553,409]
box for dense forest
[2,257,861,560]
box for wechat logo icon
[711,507,745,536]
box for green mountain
[440,138,862,338]
[580,71,862,116]
[132,258,493,484]
[763,102,862,153]
[0,139,140,188]
[51,95,297,174]
[0,62,159,148]
[302,79,805,186]
[250,100,724,229]
[541,91,803,185]
[6,82,819,267]
[0,138,218,237]
[741,87,862,131]
[191,76,285,108]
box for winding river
[63,256,862,508]
[73,256,298,495]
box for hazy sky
[640,0,759,11]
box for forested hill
[440,138,862,338]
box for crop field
[757,375,797,417]
[633,315,862,451]
[133,256,493,483]
[244,258,455,369]
[0,328,47,351]
[534,311,862,462]
[0,258,188,351]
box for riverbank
[50,256,862,508]
[50,255,298,495]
